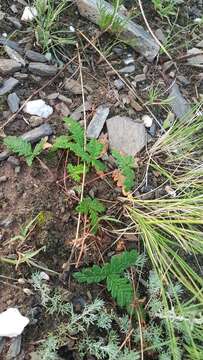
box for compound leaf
[4,136,32,158]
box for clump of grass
[98,0,126,33]
[121,103,203,358]
[126,195,203,301]
[152,0,177,18]
[33,0,75,56]
[149,105,203,194]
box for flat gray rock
[0,38,23,54]
[0,77,19,96]
[7,92,20,113]
[25,50,47,63]
[20,123,53,142]
[87,105,109,138]
[5,46,25,66]
[29,62,58,76]
[0,59,21,75]
[169,83,191,119]
[107,116,146,156]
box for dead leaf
[43,142,52,150]
[98,133,109,157]
[112,169,125,188]
[116,240,125,252]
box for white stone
[142,114,153,128]
[24,100,53,118]
[21,6,37,21]
[0,308,29,337]
[69,25,75,32]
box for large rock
[0,59,21,75]
[106,116,146,156]
[29,62,57,76]
[76,0,159,61]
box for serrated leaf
[64,117,84,146]
[107,274,133,308]
[110,250,138,273]
[86,139,103,159]
[74,250,138,310]
[32,138,47,158]
[52,135,71,150]
[67,163,87,182]
[76,197,106,233]
[69,143,89,162]
[73,264,107,283]
[86,139,106,171]
[4,136,32,158]
[112,150,136,192]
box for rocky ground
[0,0,203,359]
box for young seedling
[33,0,75,56]
[76,196,106,234]
[112,150,136,192]
[53,117,105,181]
[73,250,138,313]
[3,136,47,166]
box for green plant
[32,272,139,360]
[112,150,136,192]
[4,212,46,246]
[34,0,75,56]
[98,0,126,33]
[126,196,203,302]
[76,196,106,233]
[152,0,177,18]
[53,117,105,177]
[74,250,139,312]
[149,107,203,194]
[3,136,46,166]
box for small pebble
[29,116,44,128]
[0,176,7,183]
[14,72,28,80]
[123,57,134,65]
[58,94,72,104]
[21,6,37,21]
[114,79,124,90]
[7,156,20,167]
[71,295,86,312]
[7,92,20,113]
[142,114,153,128]
[25,50,47,63]
[119,65,135,74]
